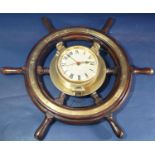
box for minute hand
[67,55,78,63]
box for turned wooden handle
[0,67,25,75]
[102,17,114,33]
[131,67,154,75]
[106,115,124,138]
[41,17,56,33]
[34,115,54,140]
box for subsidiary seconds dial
[57,46,99,82]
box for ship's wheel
[0,17,154,140]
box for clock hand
[66,62,92,66]
[66,55,94,66]
[79,61,95,64]
[64,63,77,66]
[67,55,79,64]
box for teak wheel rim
[25,27,132,122]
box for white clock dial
[58,46,99,82]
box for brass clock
[0,17,154,140]
[50,43,106,96]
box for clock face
[57,46,99,82]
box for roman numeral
[78,75,81,80]
[61,63,66,66]
[69,73,74,79]
[90,62,95,65]
[85,73,88,78]
[89,69,94,72]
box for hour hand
[79,61,95,65]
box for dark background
[0,14,154,140]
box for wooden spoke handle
[102,17,114,34]
[106,114,124,138]
[0,67,25,75]
[41,17,56,33]
[34,114,54,140]
[0,66,50,75]
[131,67,154,75]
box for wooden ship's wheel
[0,17,154,140]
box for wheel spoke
[106,67,118,75]
[91,92,102,105]
[34,112,54,140]
[0,67,25,75]
[105,114,124,138]
[37,66,49,75]
[41,17,56,33]
[101,17,115,34]
[130,66,154,75]
[55,92,66,105]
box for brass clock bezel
[57,45,99,83]
[49,45,107,96]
